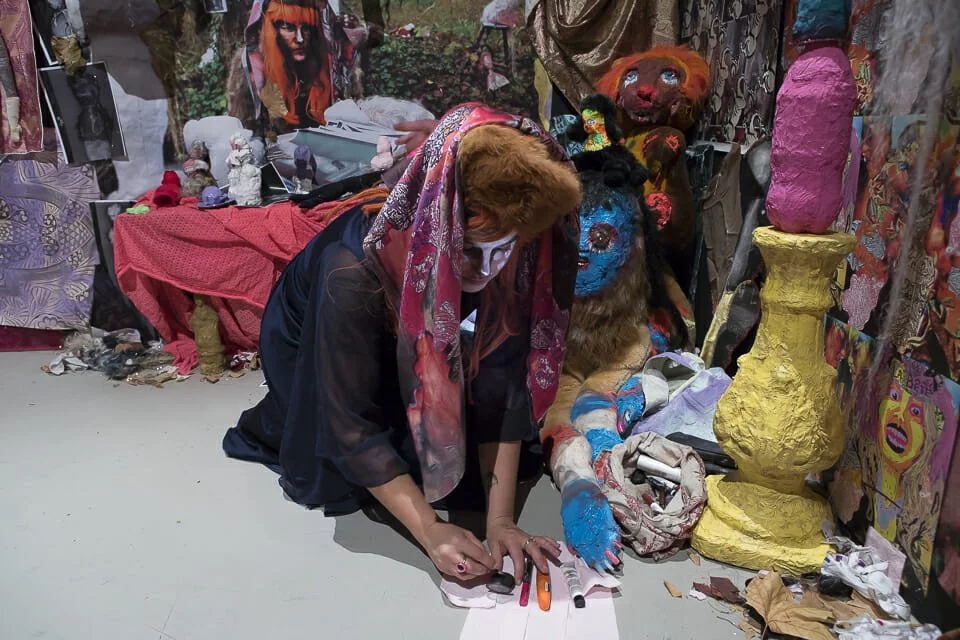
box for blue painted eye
[660,69,680,85]
[623,70,639,86]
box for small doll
[182,158,217,198]
[188,139,212,165]
[226,133,261,207]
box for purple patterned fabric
[0,158,99,329]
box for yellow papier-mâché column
[691,226,856,575]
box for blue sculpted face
[575,184,637,297]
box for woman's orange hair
[596,46,711,107]
[261,2,331,126]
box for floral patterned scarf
[363,104,578,502]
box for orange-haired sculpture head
[597,46,710,132]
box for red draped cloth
[114,192,381,373]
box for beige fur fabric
[458,125,582,241]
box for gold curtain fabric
[527,0,678,106]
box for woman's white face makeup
[461,232,518,293]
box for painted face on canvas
[461,232,517,293]
[575,182,637,298]
[880,376,926,473]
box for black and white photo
[203,0,228,14]
[40,62,126,164]
[30,0,89,66]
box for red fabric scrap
[114,192,361,373]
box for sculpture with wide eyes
[596,46,710,289]
[575,189,635,297]
[540,95,693,571]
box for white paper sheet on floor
[440,549,620,640]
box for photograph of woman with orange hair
[238,0,366,131]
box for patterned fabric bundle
[594,432,706,559]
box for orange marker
[536,566,552,611]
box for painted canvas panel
[838,116,935,340]
[827,338,960,598]
[922,435,960,626]
[0,158,99,331]
[917,114,960,382]
[846,0,889,116]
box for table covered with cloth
[113,189,387,373]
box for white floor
[0,351,750,640]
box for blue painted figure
[575,188,637,298]
[541,94,692,571]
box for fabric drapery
[527,0,679,107]
[0,0,43,153]
[0,158,98,330]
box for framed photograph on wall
[203,0,228,13]
[30,0,90,66]
[39,62,127,164]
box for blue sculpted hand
[616,375,646,436]
[584,428,622,462]
[560,477,620,572]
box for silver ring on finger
[522,536,536,551]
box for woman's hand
[487,516,561,581]
[421,521,497,579]
[560,477,621,572]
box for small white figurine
[226,132,261,207]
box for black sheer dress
[223,204,539,515]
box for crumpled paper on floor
[441,549,620,640]
[822,538,911,620]
[834,615,941,640]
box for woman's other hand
[394,119,439,151]
[487,516,561,582]
[422,521,496,579]
[560,477,621,572]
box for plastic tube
[561,563,586,609]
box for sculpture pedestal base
[691,475,832,575]
[689,228,856,576]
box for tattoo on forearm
[485,472,499,492]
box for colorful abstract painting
[827,328,960,599]
[835,116,960,358]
